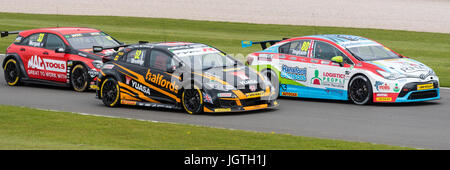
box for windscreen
[347,45,401,61]
[65,32,119,50]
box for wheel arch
[347,73,373,102]
[2,53,27,78]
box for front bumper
[203,99,278,113]
[373,80,440,103]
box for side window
[125,49,147,66]
[289,40,311,57]
[44,34,66,50]
[313,41,350,62]
[279,43,290,54]
[149,50,173,72]
[22,33,45,48]
[279,40,311,57]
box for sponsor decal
[281,92,298,97]
[398,62,427,73]
[375,97,392,102]
[241,40,252,48]
[280,65,307,82]
[321,61,330,65]
[322,71,345,88]
[310,70,322,85]
[102,64,114,69]
[393,83,400,92]
[130,80,151,96]
[125,76,132,84]
[218,93,233,98]
[325,88,344,95]
[374,93,398,102]
[258,54,273,61]
[417,83,433,91]
[203,92,213,103]
[215,108,231,112]
[375,81,390,91]
[71,33,83,38]
[145,69,179,93]
[240,79,257,85]
[88,70,99,78]
[27,55,66,73]
[121,100,137,105]
[245,91,263,98]
[280,84,288,91]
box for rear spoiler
[92,41,149,53]
[1,31,22,38]
[241,38,290,50]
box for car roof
[126,41,211,50]
[301,34,379,48]
[20,27,101,37]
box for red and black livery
[1,27,122,91]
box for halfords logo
[27,55,66,73]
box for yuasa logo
[28,55,66,73]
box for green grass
[0,13,449,86]
[0,105,411,149]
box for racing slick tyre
[261,69,279,98]
[348,75,373,105]
[100,77,121,107]
[71,64,89,92]
[181,86,204,114]
[3,58,21,86]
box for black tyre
[101,78,120,107]
[3,59,21,86]
[348,75,373,105]
[181,86,203,114]
[260,69,279,98]
[71,64,89,92]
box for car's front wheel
[348,75,373,105]
[3,59,21,86]
[181,86,203,114]
[101,77,120,107]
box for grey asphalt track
[1,55,449,149]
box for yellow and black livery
[94,42,278,114]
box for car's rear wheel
[3,59,21,86]
[101,78,120,107]
[182,86,203,114]
[71,64,89,92]
[261,69,279,98]
[348,75,373,105]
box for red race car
[1,27,123,91]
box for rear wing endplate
[1,31,22,38]
[241,38,289,50]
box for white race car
[243,34,440,104]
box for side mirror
[55,47,68,53]
[167,65,177,73]
[167,63,182,73]
[331,56,344,67]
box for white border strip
[0,54,448,90]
